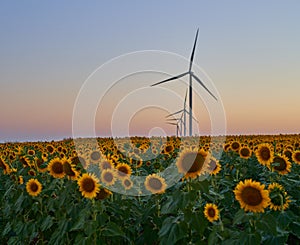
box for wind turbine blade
[166,122,178,126]
[166,118,180,121]
[189,28,199,71]
[184,89,188,105]
[151,72,189,87]
[165,109,184,118]
[192,74,218,101]
[184,109,198,122]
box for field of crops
[0,134,299,244]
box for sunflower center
[295,152,300,161]
[52,161,64,174]
[118,166,129,176]
[240,148,250,157]
[124,179,131,187]
[103,172,113,183]
[165,145,173,153]
[260,147,270,160]
[231,142,240,150]
[182,152,206,173]
[241,186,263,206]
[91,151,101,161]
[0,159,6,170]
[82,178,95,192]
[273,157,286,171]
[148,178,162,190]
[30,182,39,192]
[63,162,75,176]
[208,207,216,217]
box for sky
[1,1,300,142]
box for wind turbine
[166,116,184,136]
[166,121,181,137]
[151,28,217,136]
[165,90,198,136]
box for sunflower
[27,149,35,156]
[0,157,11,174]
[204,203,220,222]
[292,150,300,164]
[62,158,79,180]
[99,159,114,171]
[35,157,48,173]
[239,146,252,159]
[283,148,293,161]
[207,157,221,175]
[268,183,291,211]
[26,179,42,197]
[269,155,291,175]
[176,149,209,179]
[48,158,65,178]
[89,150,101,163]
[255,143,274,166]
[231,141,240,152]
[163,144,174,155]
[18,176,24,185]
[234,179,270,213]
[46,144,55,154]
[78,173,100,199]
[101,169,116,186]
[115,163,132,179]
[122,178,133,190]
[144,174,167,194]
[96,188,112,200]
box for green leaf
[239,231,261,245]
[256,214,277,236]
[263,235,288,245]
[161,196,178,215]
[102,222,125,237]
[41,216,53,231]
[2,222,11,236]
[158,216,187,244]
[233,209,248,225]
[290,222,300,238]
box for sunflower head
[269,155,291,175]
[122,178,133,190]
[207,157,221,176]
[176,149,209,179]
[239,146,252,159]
[144,174,167,194]
[89,150,102,163]
[0,157,11,174]
[62,158,79,180]
[234,179,270,213]
[292,150,300,164]
[231,141,240,152]
[268,183,291,211]
[78,173,100,199]
[204,203,220,222]
[101,169,116,186]
[96,188,112,200]
[26,179,42,197]
[48,158,65,179]
[115,163,132,179]
[255,143,274,166]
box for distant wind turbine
[166,121,181,137]
[151,28,217,136]
[166,90,198,137]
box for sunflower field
[0,135,300,244]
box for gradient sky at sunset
[1,1,300,142]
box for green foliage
[0,137,300,244]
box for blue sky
[1,1,300,142]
